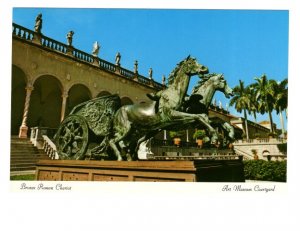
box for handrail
[119,67,135,79]
[12,22,163,90]
[233,147,253,160]
[12,23,34,41]
[42,135,59,160]
[234,138,287,144]
[41,34,68,54]
[72,48,94,63]
[98,58,116,72]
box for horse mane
[168,56,192,84]
[192,73,219,93]
[199,73,219,84]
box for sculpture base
[18,125,28,138]
[36,159,244,182]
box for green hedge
[10,174,35,181]
[243,160,286,182]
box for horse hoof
[126,154,133,161]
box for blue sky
[12,8,288,129]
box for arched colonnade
[12,64,134,137]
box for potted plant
[169,130,184,147]
[193,129,206,148]
[268,132,277,139]
[251,149,259,160]
[242,133,247,142]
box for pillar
[19,85,34,138]
[60,91,68,122]
[186,129,189,142]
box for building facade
[12,23,164,138]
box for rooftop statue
[66,31,74,46]
[34,13,42,34]
[92,41,100,57]
[115,52,121,66]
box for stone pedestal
[36,159,245,182]
[18,125,28,138]
[32,33,42,45]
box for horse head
[213,74,234,98]
[202,73,234,98]
[168,56,209,84]
[184,56,209,76]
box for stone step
[10,164,36,171]
[10,143,37,148]
[10,165,37,172]
[10,137,51,172]
[11,157,49,163]
[11,150,40,155]
[11,139,32,144]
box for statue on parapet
[149,68,153,80]
[92,41,100,57]
[34,13,42,34]
[115,52,121,66]
[66,31,74,46]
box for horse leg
[108,139,123,161]
[169,110,219,144]
[197,113,219,144]
[108,108,133,161]
[222,122,235,141]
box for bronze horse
[108,56,210,160]
[183,73,235,144]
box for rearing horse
[183,73,235,144]
[108,56,209,160]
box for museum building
[11,22,167,138]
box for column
[163,130,167,145]
[19,85,34,138]
[186,129,189,143]
[60,91,68,122]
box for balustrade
[13,23,163,90]
[137,76,151,85]
[42,135,59,159]
[72,48,94,63]
[99,59,116,72]
[120,68,135,79]
[12,23,34,41]
[41,35,68,53]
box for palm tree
[252,74,275,134]
[247,84,259,123]
[229,80,251,140]
[272,78,288,137]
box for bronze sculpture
[54,56,235,161]
[182,73,235,145]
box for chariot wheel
[55,115,89,160]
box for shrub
[169,130,185,138]
[10,174,35,181]
[243,160,286,182]
[193,129,206,139]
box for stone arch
[262,150,271,161]
[97,90,112,97]
[27,75,63,129]
[66,84,92,116]
[120,96,134,106]
[11,65,27,135]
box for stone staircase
[10,136,50,172]
[233,138,287,161]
